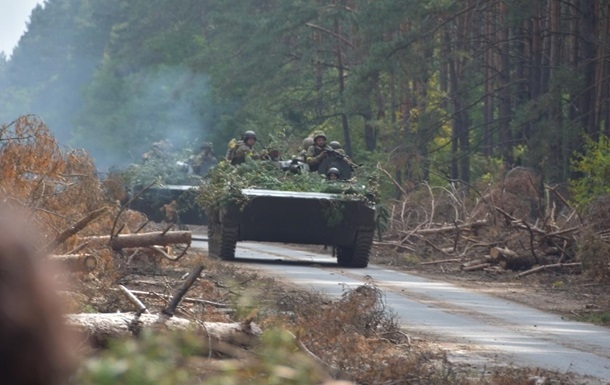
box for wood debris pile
[0,117,260,347]
[379,167,610,279]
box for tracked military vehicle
[206,156,376,268]
[129,183,207,225]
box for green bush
[570,134,610,205]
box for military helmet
[327,167,340,176]
[242,130,257,140]
[329,141,342,150]
[302,137,314,150]
[313,130,326,141]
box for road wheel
[337,231,373,268]
[336,245,353,267]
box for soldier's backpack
[225,138,238,162]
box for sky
[0,0,44,57]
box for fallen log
[400,220,488,235]
[82,231,191,250]
[162,264,204,317]
[118,285,149,314]
[40,207,108,255]
[66,313,261,347]
[48,254,97,272]
[462,256,490,268]
[489,246,535,270]
[463,262,491,271]
[517,262,582,278]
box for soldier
[298,137,314,162]
[305,131,331,172]
[142,139,173,162]
[326,167,340,181]
[227,131,266,165]
[190,142,218,175]
[329,141,342,150]
[328,140,349,157]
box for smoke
[72,65,211,172]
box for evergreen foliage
[2,0,610,199]
[570,135,610,205]
[196,160,378,214]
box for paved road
[193,238,610,383]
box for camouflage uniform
[191,142,218,175]
[227,131,262,165]
[142,140,172,161]
[231,141,256,165]
[305,144,331,172]
[298,137,314,162]
[305,131,330,172]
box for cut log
[463,263,491,271]
[83,231,191,250]
[48,254,97,272]
[66,313,261,347]
[489,246,519,260]
[489,247,535,270]
[462,256,491,268]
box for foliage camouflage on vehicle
[195,160,378,214]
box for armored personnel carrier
[206,172,376,268]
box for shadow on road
[230,257,338,268]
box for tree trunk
[82,231,191,250]
[497,1,513,166]
[334,15,352,156]
[67,313,261,347]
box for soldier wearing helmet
[327,140,348,157]
[326,167,340,181]
[305,131,331,172]
[297,137,314,162]
[142,139,172,162]
[190,141,218,175]
[228,131,265,165]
